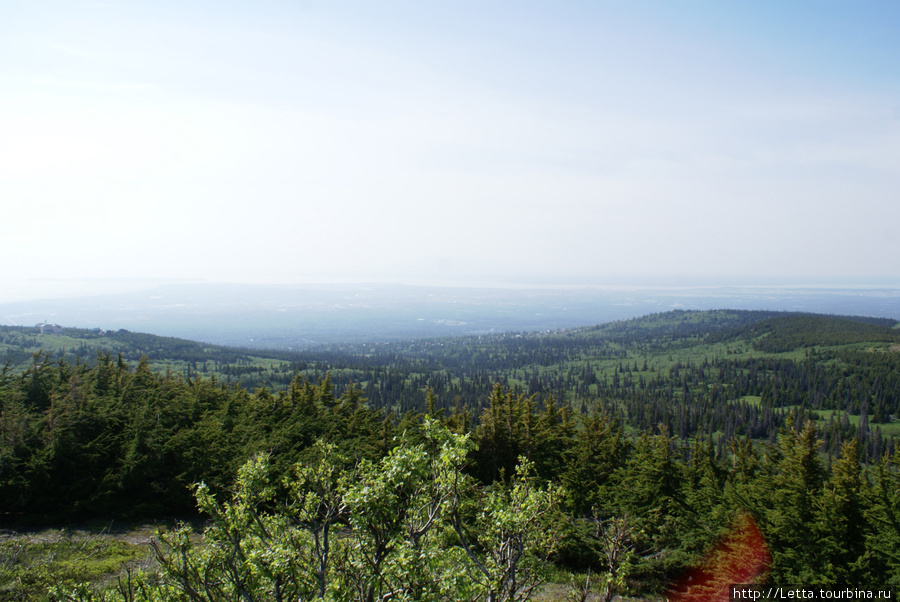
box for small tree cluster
[53,420,561,601]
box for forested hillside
[0,325,293,382]
[2,310,900,599]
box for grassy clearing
[734,395,762,406]
[0,524,159,601]
[812,410,900,436]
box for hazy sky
[2,0,899,294]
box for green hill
[713,313,900,351]
[0,324,295,385]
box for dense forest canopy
[2,310,900,599]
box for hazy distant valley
[2,282,899,348]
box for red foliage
[669,513,771,602]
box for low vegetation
[0,525,154,600]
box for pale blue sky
[2,0,898,298]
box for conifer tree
[763,421,825,582]
[866,448,900,585]
[815,439,868,583]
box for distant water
[1,282,898,348]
